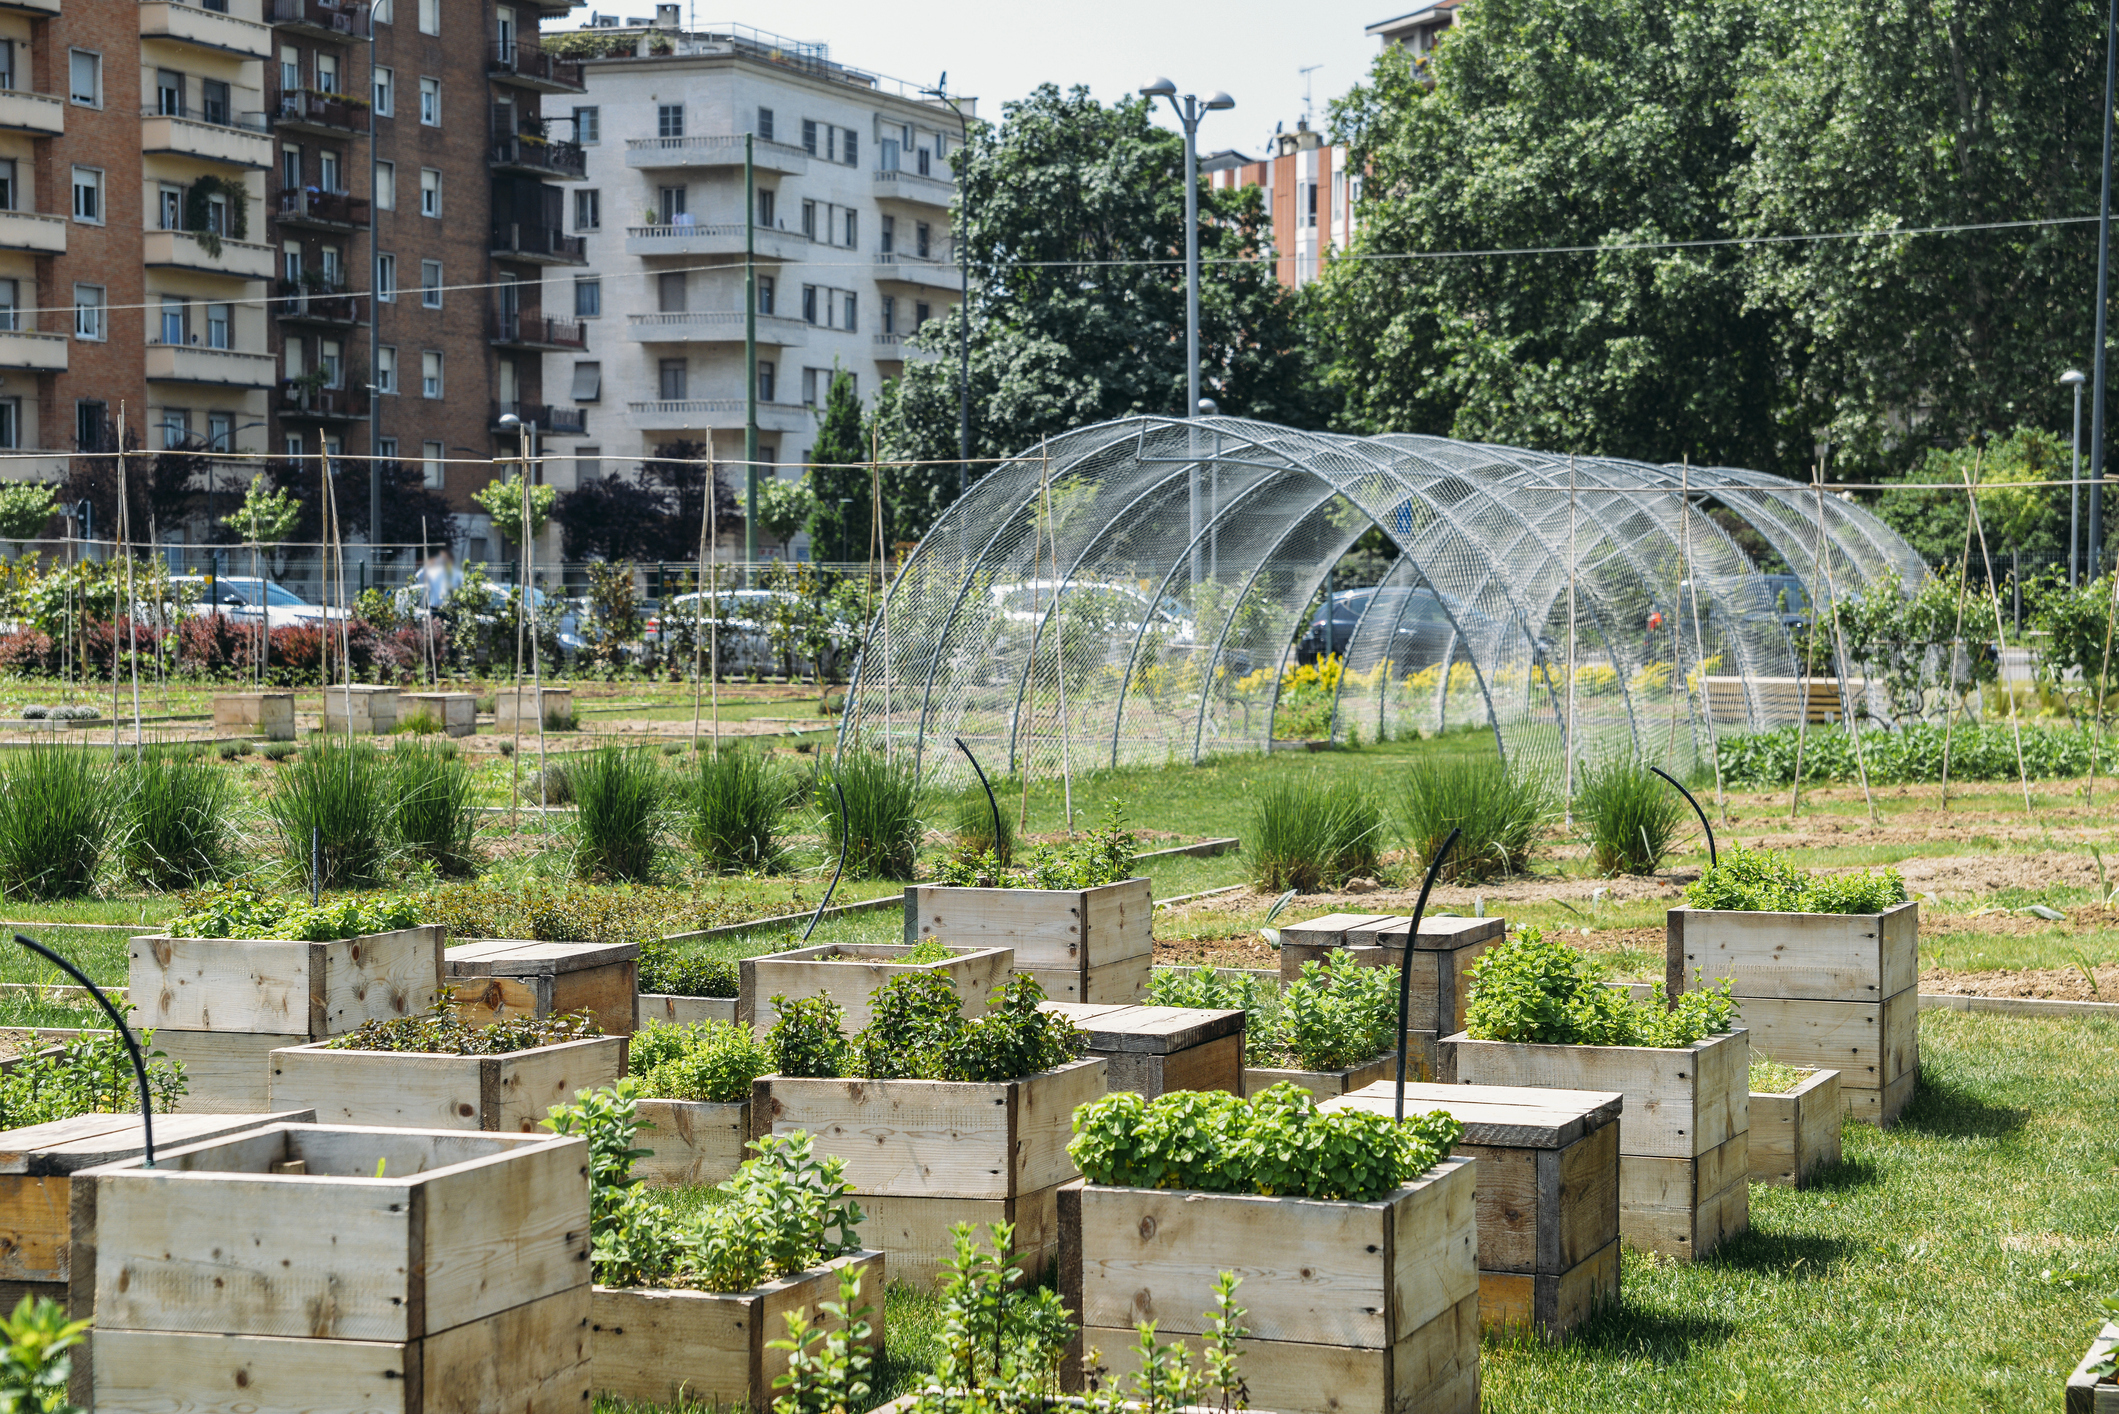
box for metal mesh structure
[841,416,1924,788]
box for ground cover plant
[0,1027,187,1128]
[1463,927,1737,1047]
[934,809,1138,889]
[1400,755,1552,881]
[1686,842,1908,915]
[637,942,739,997]
[1248,777,1381,891]
[1576,752,1688,875]
[323,998,600,1053]
[165,887,419,940]
[950,783,1016,866]
[1148,952,1400,1070]
[627,1019,770,1103]
[1719,721,2115,787]
[766,973,1083,1082]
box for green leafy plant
[166,886,419,940]
[687,748,789,874]
[389,738,477,875]
[769,1260,875,1414]
[769,974,1083,1084]
[569,744,665,882]
[926,1221,1079,1404]
[118,747,231,888]
[1576,753,1688,876]
[1277,953,1399,1072]
[629,1019,771,1104]
[1069,1082,1462,1203]
[1399,757,1554,882]
[324,998,600,1053]
[1749,1053,1809,1094]
[392,708,443,736]
[935,805,1138,889]
[0,1024,186,1129]
[821,750,923,881]
[900,937,954,964]
[0,1293,91,1414]
[1685,842,1907,915]
[267,740,390,888]
[1249,778,1382,892]
[852,971,966,1080]
[637,942,738,997]
[769,995,853,1078]
[1463,927,1738,1048]
[0,746,115,900]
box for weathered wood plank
[1751,1067,1842,1187]
[268,1036,626,1132]
[1327,1080,1623,1149]
[129,927,443,1037]
[1668,901,1918,1000]
[2065,1322,2119,1414]
[856,1185,1062,1290]
[638,993,738,1029]
[1616,1131,1749,1260]
[904,879,1152,976]
[634,1098,749,1187]
[157,1030,305,1113]
[1733,991,1916,1086]
[741,944,1013,1035]
[1440,1029,1748,1159]
[1244,1053,1396,1102]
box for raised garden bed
[401,690,476,736]
[447,938,640,1037]
[212,690,293,740]
[738,942,1014,1034]
[1749,1064,1841,1187]
[1041,1002,1243,1098]
[77,1121,591,1411]
[904,877,1152,1004]
[1243,1050,1396,1101]
[2067,1322,2118,1413]
[322,684,399,734]
[626,1020,771,1187]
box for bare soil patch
[1922,963,2119,1002]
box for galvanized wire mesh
[840,416,1926,789]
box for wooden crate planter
[211,690,294,740]
[634,1096,749,1186]
[1750,1066,1842,1188]
[497,686,576,731]
[639,993,738,1029]
[270,1034,627,1132]
[753,1058,1106,1288]
[1058,1157,1481,1414]
[129,924,445,1113]
[321,684,400,734]
[1667,901,1918,1125]
[589,1250,882,1406]
[2067,1323,2119,1413]
[401,690,477,737]
[1441,1027,1750,1261]
[904,878,1152,1004]
[448,938,640,1037]
[77,1122,591,1414]
[1324,1081,1619,1339]
[1243,1051,1398,1102]
[739,943,1014,1035]
[1042,1003,1243,1098]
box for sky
[551,1,1402,153]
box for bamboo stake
[510,453,526,831]
[691,444,712,755]
[1812,464,1878,824]
[1789,460,1828,819]
[1565,455,1577,825]
[1679,455,1727,819]
[111,407,124,758]
[1043,444,1073,832]
[2092,561,2119,805]
[1962,451,2034,812]
[710,453,719,756]
[527,448,547,825]
[323,445,353,738]
[1938,491,1977,810]
[1019,452,1050,834]
[873,426,889,764]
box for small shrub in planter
[627,1019,772,1185]
[544,1081,882,1407]
[1154,953,1402,1099]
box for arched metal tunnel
[839,416,1926,788]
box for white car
[986,580,1200,652]
[394,581,588,655]
[170,575,348,629]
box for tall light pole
[2092,0,2116,573]
[2065,368,2089,586]
[1138,78,1234,420]
[922,74,973,500]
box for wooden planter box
[1058,1157,1480,1414]
[322,684,400,734]
[1750,1066,1842,1188]
[1667,901,1918,1125]
[2067,1323,2119,1413]
[1276,914,1503,1082]
[76,1122,591,1414]
[212,690,294,740]
[639,993,738,1029]
[1442,1027,1749,1260]
[129,924,445,1113]
[905,878,1152,1004]
[589,1250,882,1406]
[448,938,640,1037]
[401,690,476,737]
[634,1096,749,1186]
[497,686,575,731]
[1324,1081,1619,1339]
[1244,1051,1397,1102]
[738,943,1014,1035]
[753,1058,1106,1288]
[269,1034,627,1132]
[1042,1003,1243,1098]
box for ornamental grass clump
[1463,927,1737,1048]
[569,744,665,882]
[765,973,1084,1083]
[950,783,1016,867]
[1685,841,1907,914]
[1069,1082,1463,1202]
[821,750,923,881]
[1400,756,1553,881]
[627,1019,771,1103]
[389,738,478,876]
[1249,778,1382,893]
[119,747,231,888]
[323,998,600,1053]
[268,739,390,888]
[686,748,789,874]
[0,746,115,900]
[1576,752,1688,876]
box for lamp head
[1197,397,1220,416]
[1138,76,1177,98]
[498,413,522,429]
[2062,369,2089,387]
[1205,92,1235,111]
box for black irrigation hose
[800,780,851,945]
[13,933,155,1167]
[1396,827,1461,1122]
[1650,766,1718,869]
[955,736,1003,863]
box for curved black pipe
[1396,827,1461,1121]
[1650,766,1717,869]
[954,736,1003,864]
[801,780,852,945]
[14,934,155,1167]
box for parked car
[646,589,864,679]
[391,581,588,655]
[1296,586,1538,670]
[1758,573,1813,632]
[170,575,348,629]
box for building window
[657,271,685,314]
[377,436,397,465]
[801,119,816,154]
[319,149,340,194]
[201,78,229,125]
[801,285,816,324]
[658,186,685,223]
[421,350,442,398]
[758,106,774,141]
[158,184,182,231]
[377,344,396,393]
[70,167,101,224]
[73,284,104,341]
[417,0,438,33]
[422,440,443,487]
[375,160,395,209]
[571,361,601,401]
[757,189,775,228]
[75,401,107,452]
[843,128,857,166]
[420,259,441,307]
[159,296,186,346]
[657,103,683,139]
[320,338,343,387]
[843,292,857,331]
[758,276,774,315]
[68,50,99,107]
[206,303,231,349]
[916,222,930,259]
[657,358,686,401]
[843,209,857,247]
[915,300,930,326]
[207,411,234,451]
[420,168,440,217]
[574,277,600,318]
[880,215,894,253]
[573,105,599,143]
[159,408,191,451]
[377,252,396,302]
[801,367,818,407]
[0,160,14,214]
[373,66,393,114]
[282,145,301,190]
[418,77,439,126]
[881,295,895,334]
[800,201,815,240]
[0,280,16,333]
[0,42,14,92]
[574,188,599,231]
[757,361,775,403]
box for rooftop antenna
[1299,64,1323,127]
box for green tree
[0,483,56,549]
[474,478,557,550]
[755,476,817,551]
[1872,427,2070,564]
[807,370,874,563]
[221,474,302,547]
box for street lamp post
[921,74,973,501]
[2065,369,2089,586]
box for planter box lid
[1325,1079,1620,1148]
[446,938,640,974]
[1277,912,1399,945]
[0,1109,315,1175]
[1040,1002,1242,1052]
[1372,914,1507,949]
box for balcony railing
[268,0,372,37]
[277,187,370,226]
[490,223,586,263]
[486,40,585,91]
[277,377,371,418]
[492,312,588,349]
[277,281,362,323]
[271,86,371,134]
[492,401,587,435]
[489,134,586,179]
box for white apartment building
[541,19,968,557]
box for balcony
[0,210,65,256]
[141,109,273,168]
[490,223,586,265]
[492,313,588,350]
[625,398,810,434]
[621,223,810,262]
[140,0,274,59]
[268,0,371,38]
[872,166,956,210]
[0,90,64,137]
[625,311,808,347]
[0,329,65,373]
[872,251,960,290]
[487,40,584,93]
[0,0,59,14]
[624,134,808,174]
[489,133,586,180]
[143,228,275,279]
[491,402,587,435]
[275,186,369,230]
[278,378,370,419]
[276,281,363,324]
[145,341,276,388]
[271,86,370,136]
